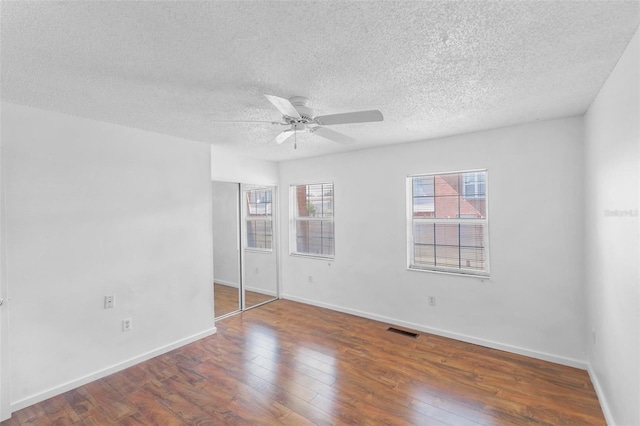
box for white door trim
[0,122,11,421]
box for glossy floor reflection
[213,282,275,317]
[3,300,605,425]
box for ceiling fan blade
[314,110,383,126]
[273,129,295,145]
[264,95,301,119]
[310,126,356,144]
[208,119,285,124]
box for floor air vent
[387,327,419,338]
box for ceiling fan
[214,95,383,146]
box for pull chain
[294,128,297,149]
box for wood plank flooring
[2,299,605,425]
[214,282,241,317]
[214,283,276,317]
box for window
[408,170,489,276]
[244,187,272,250]
[290,182,334,258]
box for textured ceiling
[1,1,638,162]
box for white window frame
[243,186,273,252]
[289,182,335,259]
[407,170,490,277]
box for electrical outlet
[122,318,132,332]
[104,295,115,309]
[255,267,259,274]
[308,275,313,283]
[428,296,436,306]
[592,330,596,345]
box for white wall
[212,181,240,287]
[211,145,278,185]
[244,250,278,296]
[1,103,215,410]
[279,117,586,366]
[584,28,639,426]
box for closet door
[242,184,278,310]
[212,181,241,318]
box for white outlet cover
[104,295,115,309]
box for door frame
[1,126,11,421]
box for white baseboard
[282,294,588,370]
[244,286,278,297]
[588,364,615,425]
[214,281,276,297]
[214,279,239,288]
[11,327,217,412]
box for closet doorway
[212,181,278,319]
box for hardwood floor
[2,299,605,425]
[214,283,276,317]
[214,282,241,317]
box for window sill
[407,266,490,281]
[245,248,273,254]
[289,253,335,261]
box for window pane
[246,219,272,250]
[296,220,334,256]
[413,196,435,217]
[461,198,486,219]
[435,174,460,196]
[413,176,435,218]
[246,188,272,218]
[462,172,486,199]
[434,224,460,268]
[434,195,460,219]
[307,184,324,216]
[459,224,485,248]
[413,222,434,245]
[434,223,459,246]
[413,176,434,196]
[295,185,310,217]
[460,247,485,270]
[435,245,460,268]
[295,183,334,218]
[245,187,273,250]
[414,243,435,266]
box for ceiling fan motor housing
[288,96,315,122]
